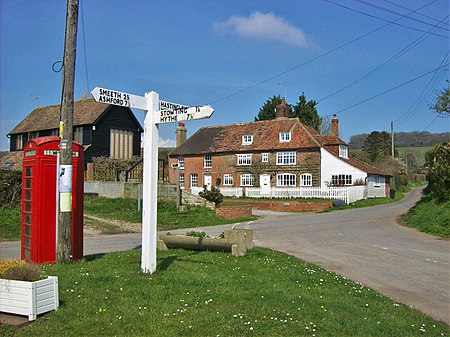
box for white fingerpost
[141,91,159,274]
[91,87,213,274]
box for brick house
[7,98,143,165]
[168,101,391,200]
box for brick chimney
[276,97,289,118]
[175,122,187,147]
[331,114,339,137]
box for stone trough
[159,229,253,257]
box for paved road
[1,187,449,323]
[249,188,450,324]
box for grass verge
[402,196,450,238]
[0,207,21,240]
[0,198,257,240]
[1,248,447,337]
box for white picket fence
[191,185,366,204]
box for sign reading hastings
[158,101,214,123]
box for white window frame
[279,131,291,142]
[339,145,348,159]
[277,173,296,187]
[190,174,198,187]
[240,174,254,186]
[223,174,233,186]
[300,173,312,186]
[237,153,252,166]
[242,134,253,145]
[374,176,381,188]
[178,155,185,169]
[276,152,296,165]
[179,174,185,189]
[204,154,212,168]
[262,153,269,163]
[331,174,352,186]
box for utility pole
[58,0,79,261]
[391,121,395,159]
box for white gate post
[141,91,159,274]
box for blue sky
[1,0,448,151]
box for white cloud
[215,11,309,47]
[158,137,176,148]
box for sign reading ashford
[91,87,148,110]
[90,87,214,274]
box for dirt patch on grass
[84,215,141,236]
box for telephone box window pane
[25,202,31,212]
[25,178,32,188]
[25,166,32,177]
[24,249,31,259]
[25,213,31,224]
[25,190,32,200]
[24,225,31,236]
[24,237,31,248]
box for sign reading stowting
[157,102,214,123]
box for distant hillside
[349,131,449,149]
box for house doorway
[260,174,271,196]
[204,174,212,190]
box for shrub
[199,185,223,206]
[185,230,207,238]
[0,259,26,276]
[0,169,22,207]
[332,199,346,207]
[425,142,450,203]
[1,263,42,282]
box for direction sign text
[95,88,131,106]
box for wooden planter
[0,276,59,321]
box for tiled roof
[170,118,323,156]
[0,151,23,170]
[343,155,391,176]
[8,99,111,135]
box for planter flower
[0,261,59,321]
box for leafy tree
[199,186,223,206]
[429,84,450,118]
[255,95,292,121]
[255,92,322,132]
[425,142,450,202]
[362,131,392,163]
[290,92,322,131]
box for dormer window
[339,145,348,159]
[279,131,291,142]
[242,134,253,145]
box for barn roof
[8,98,142,135]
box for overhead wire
[318,15,449,102]
[394,51,448,125]
[80,0,90,94]
[209,0,441,106]
[322,0,447,38]
[333,63,449,115]
[350,0,449,32]
[380,0,446,24]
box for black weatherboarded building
[8,98,143,163]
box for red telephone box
[21,136,84,263]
